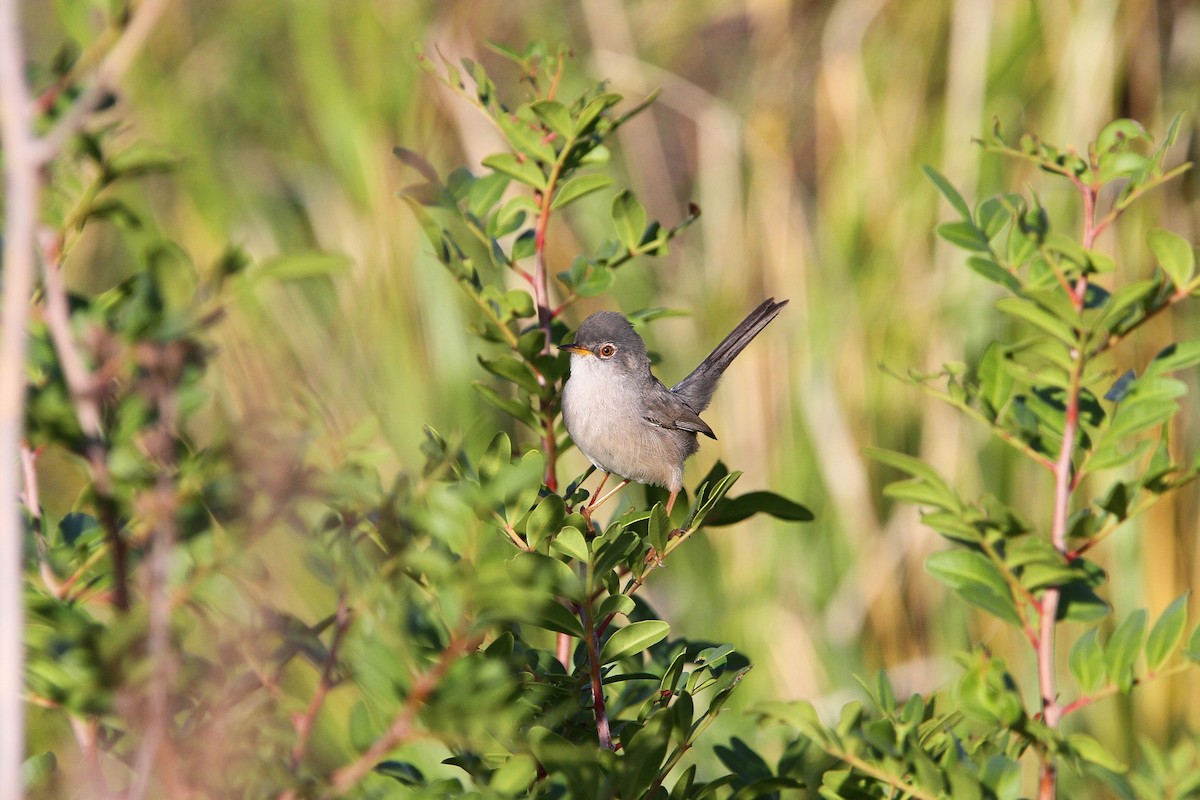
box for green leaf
[1145,593,1189,671]
[600,620,670,664]
[526,600,584,638]
[478,354,541,395]
[472,382,537,428]
[936,220,991,252]
[703,491,814,526]
[688,471,742,529]
[552,174,613,210]
[252,252,351,282]
[467,172,510,218]
[1105,609,1148,693]
[975,195,1014,239]
[867,448,962,513]
[996,296,1077,344]
[573,92,622,136]
[497,111,556,163]
[550,526,589,562]
[865,447,954,487]
[526,495,566,551]
[491,754,538,795]
[1067,733,1127,773]
[1068,628,1107,694]
[1144,341,1200,377]
[598,594,635,620]
[1148,228,1196,289]
[647,502,670,554]
[967,256,1022,293]
[478,431,512,483]
[611,190,647,251]
[1096,118,1150,154]
[1186,623,1200,661]
[618,713,671,798]
[926,550,1020,624]
[21,752,56,789]
[482,152,547,190]
[922,165,972,220]
[530,100,573,137]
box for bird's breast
[562,359,689,491]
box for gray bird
[559,298,787,516]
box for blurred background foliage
[19,0,1200,788]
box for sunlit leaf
[601,620,670,663]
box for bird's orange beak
[558,343,591,356]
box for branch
[128,344,183,800]
[31,0,173,166]
[578,601,614,750]
[0,1,43,796]
[329,629,484,794]
[289,596,352,771]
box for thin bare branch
[289,596,352,771]
[0,0,42,793]
[31,0,173,165]
[329,629,484,794]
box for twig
[1036,178,1097,799]
[289,596,352,771]
[31,0,173,166]
[1060,662,1190,718]
[20,444,64,595]
[128,343,182,800]
[0,0,43,795]
[67,714,111,800]
[578,601,615,750]
[36,230,103,437]
[329,629,484,794]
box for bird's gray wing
[640,382,717,439]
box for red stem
[578,602,614,750]
[1037,174,1100,800]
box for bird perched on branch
[560,298,787,516]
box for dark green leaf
[703,491,814,526]
[374,761,425,785]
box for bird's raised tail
[670,297,788,412]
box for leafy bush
[7,7,1200,798]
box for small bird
[559,298,787,516]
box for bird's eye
[598,343,617,358]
